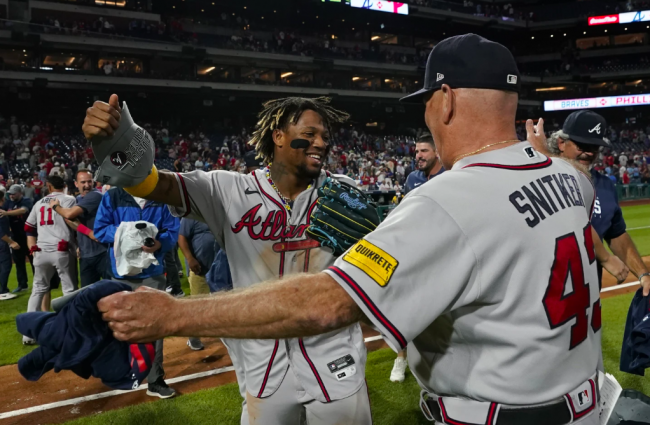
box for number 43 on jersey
[543,225,601,350]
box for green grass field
[621,204,650,256]
[1,204,650,424]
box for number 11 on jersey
[39,206,54,226]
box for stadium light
[281,72,293,78]
[535,87,566,92]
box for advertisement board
[544,94,650,111]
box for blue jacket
[405,167,445,194]
[16,280,154,390]
[621,288,650,376]
[94,188,179,279]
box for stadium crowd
[0,113,433,195]
[2,113,650,199]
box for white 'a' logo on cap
[588,123,602,134]
[507,75,517,84]
[436,73,444,82]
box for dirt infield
[619,198,650,207]
[1,256,648,425]
[0,327,386,425]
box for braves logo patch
[110,151,128,167]
[339,193,367,210]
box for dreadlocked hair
[248,96,350,163]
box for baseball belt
[420,373,598,425]
[423,397,571,425]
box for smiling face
[273,109,330,180]
[415,142,438,173]
[75,171,94,196]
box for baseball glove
[306,177,381,256]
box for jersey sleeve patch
[343,239,398,287]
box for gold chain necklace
[452,140,520,166]
[265,164,313,213]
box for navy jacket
[405,167,445,194]
[621,288,650,376]
[591,170,627,285]
[94,188,179,279]
[590,170,626,241]
[16,280,154,390]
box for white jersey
[327,142,600,406]
[26,192,77,251]
[169,169,366,403]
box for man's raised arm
[82,93,182,207]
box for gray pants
[245,364,372,425]
[120,274,167,384]
[27,250,78,313]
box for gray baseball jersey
[26,192,78,313]
[169,169,367,403]
[327,142,601,406]
[26,192,77,250]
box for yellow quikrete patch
[343,239,398,287]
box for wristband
[124,165,159,198]
[639,272,650,281]
[77,223,93,237]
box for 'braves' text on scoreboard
[544,94,650,111]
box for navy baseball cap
[401,33,520,103]
[562,110,609,147]
[245,151,264,168]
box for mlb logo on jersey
[523,146,537,159]
[566,378,596,418]
[577,389,590,406]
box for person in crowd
[23,180,36,201]
[0,185,33,293]
[177,217,217,351]
[0,185,20,300]
[94,187,180,399]
[50,169,109,287]
[405,132,444,193]
[164,248,184,298]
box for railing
[617,183,650,200]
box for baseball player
[404,132,444,193]
[526,112,635,290]
[84,96,373,424]
[392,131,446,383]
[24,176,78,342]
[49,169,109,287]
[99,34,606,425]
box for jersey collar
[451,142,552,171]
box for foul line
[601,280,640,293]
[0,336,385,420]
[627,225,650,231]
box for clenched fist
[82,94,122,140]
